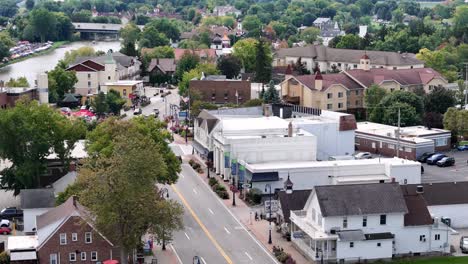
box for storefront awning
[192,141,209,156]
[251,172,279,182]
[10,251,37,261]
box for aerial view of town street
[0,0,468,263]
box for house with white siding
[290,183,451,263]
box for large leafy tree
[371,90,424,126]
[178,63,219,96]
[120,23,141,56]
[444,108,468,141]
[0,99,85,195]
[139,26,169,48]
[424,86,456,114]
[63,47,97,65]
[232,38,257,72]
[175,52,200,80]
[78,133,183,264]
[30,8,57,42]
[91,92,108,118]
[5,77,29,87]
[364,84,388,117]
[254,38,272,83]
[106,90,126,115]
[48,63,78,103]
[217,55,241,79]
[86,118,180,184]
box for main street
[165,160,278,264]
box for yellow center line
[171,184,234,264]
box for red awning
[103,260,119,264]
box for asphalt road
[123,87,180,120]
[167,163,278,264]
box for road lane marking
[201,257,207,264]
[171,184,234,264]
[208,208,214,215]
[169,244,183,264]
[224,227,231,234]
[194,170,280,264]
[245,252,253,261]
[184,232,191,240]
[193,188,198,195]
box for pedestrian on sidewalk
[255,211,258,221]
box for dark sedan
[426,154,446,165]
[436,157,455,167]
[417,152,435,163]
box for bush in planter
[216,189,229,199]
[189,159,195,167]
[216,185,226,192]
[209,177,218,186]
[211,183,219,191]
[193,163,201,170]
[277,252,290,263]
[246,188,262,205]
[196,167,204,174]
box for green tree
[48,65,78,103]
[371,90,424,125]
[444,108,468,140]
[300,27,321,44]
[147,18,181,41]
[71,10,92,22]
[175,52,200,80]
[217,55,241,79]
[364,84,388,117]
[232,38,257,73]
[139,26,169,48]
[242,98,263,107]
[0,0,17,17]
[5,77,29,87]
[91,92,108,118]
[78,133,183,264]
[242,15,262,36]
[254,38,272,83]
[55,12,74,41]
[151,46,175,58]
[151,198,184,251]
[30,8,57,42]
[381,102,420,126]
[336,34,362,49]
[0,99,85,195]
[106,90,126,115]
[120,23,141,56]
[63,47,96,66]
[263,80,279,103]
[424,86,455,114]
[190,100,218,117]
[25,0,34,10]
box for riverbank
[0,41,69,69]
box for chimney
[284,173,293,194]
[315,71,323,91]
[69,161,76,172]
[288,121,293,137]
[72,195,77,207]
[416,185,424,194]
[156,58,159,64]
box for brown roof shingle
[294,73,363,91]
[403,194,433,226]
[344,68,444,88]
[402,182,468,206]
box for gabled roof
[71,52,138,69]
[315,183,408,217]
[402,182,468,206]
[289,73,363,91]
[21,189,55,209]
[36,196,113,249]
[403,193,433,226]
[278,189,312,223]
[344,68,445,88]
[148,58,176,73]
[276,45,423,66]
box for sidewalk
[186,153,312,264]
[143,234,180,264]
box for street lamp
[159,187,169,250]
[265,184,272,244]
[232,177,236,206]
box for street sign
[264,200,279,213]
[242,183,252,188]
[179,111,188,118]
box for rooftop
[8,236,38,251]
[402,182,468,206]
[315,183,408,217]
[344,68,445,87]
[278,190,312,223]
[46,140,87,160]
[21,189,55,209]
[357,122,450,143]
[220,116,288,131]
[104,80,143,86]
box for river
[0,41,121,85]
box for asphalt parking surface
[421,150,468,184]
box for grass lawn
[381,256,468,264]
[459,141,468,146]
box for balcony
[290,210,337,241]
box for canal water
[0,41,121,85]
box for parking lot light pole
[265,184,272,244]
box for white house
[290,183,451,263]
[242,157,421,193]
[402,182,468,228]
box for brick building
[356,122,451,160]
[36,197,119,264]
[0,87,38,108]
[189,79,251,105]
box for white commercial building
[242,157,421,193]
[210,116,317,181]
[290,183,451,263]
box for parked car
[458,145,468,151]
[0,207,23,220]
[354,152,372,159]
[0,227,11,235]
[417,152,435,163]
[461,236,468,253]
[436,157,455,167]
[0,219,10,227]
[426,154,447,165]
[133,108,142,115]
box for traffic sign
[264,200,279,213]
[178,111,188,118]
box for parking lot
[422,150,468,184]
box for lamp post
[265,184,272,244]
[159,187,169,250]
[232,177,236,206]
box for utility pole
[396,106,401,158]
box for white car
[0,219,10,227]
[355,152,373,159]
[133,108,142,115]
